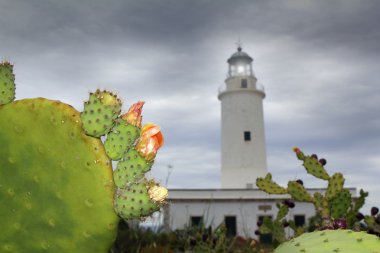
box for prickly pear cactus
[257,202,294,245]
[256,147,368,230]
[81,89,122,137]
[275,230,380,253]
[256,173,287,194]
[0,62,167,252]
[104,101,144,161]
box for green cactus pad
[114,181,161,220]
[303,156,330,180]
[0,62,15,105]
[313,192,324,211]
[276,203,289,221]
[0,98,119,252]
[287,181,313,202]
[273,220,286,243]
[113,148,153,188]
[326,173,345,200]
[260,217,274,234]
[274,230,380,253]
[256,173,288,194]
[81,90,122,137]
[104,119,140,160]
[330,189,352,219]
[347,189,369,226]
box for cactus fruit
[81,89,122,137]
[0,62,167,252]
[0,62,15,105]
[372,207,379,216]
[274,230,380,253]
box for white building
[163,46,356,239]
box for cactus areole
[0,62,166,252]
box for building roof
[227,47,253,64]
[167,188,357,201]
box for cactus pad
[0,62,15,105]
[113,148,153,188]
[104,119,140,160]
[0,98,119,252]
[302,155,330,180]
[276,204,289,221]
[272,220,286,243]
[330,189,352,219]
[313,192,324,211]
[326,173,345,200]
[81,90,122,137]
[275,230,380,253]
[114,180,163,220]
[256,173,288,194]
[287,181,313,202]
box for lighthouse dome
[227,47,253,64]
[227,47,254,77]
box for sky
[1,0,379,213]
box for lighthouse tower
[218,46,267,189]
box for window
[294,215,305,227]
[244,131,251,141]
[258,216,273,244]
[190,216,203,227]
[224,216,237,237]
[241,79,248,88]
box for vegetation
[110,219,273,253]
[0,61,167,252]
[256,148,380,252]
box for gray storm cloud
[1,0,379,212]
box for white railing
[218,82,265,94]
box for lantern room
[227,46,254,77]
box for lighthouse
[218,46,268,189]
[165,45,357,238]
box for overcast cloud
[1,0,379,212]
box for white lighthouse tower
[218,46,268,189]
[165,45,358,238]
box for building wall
[166,199,316,238]
[219,75,267,188]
